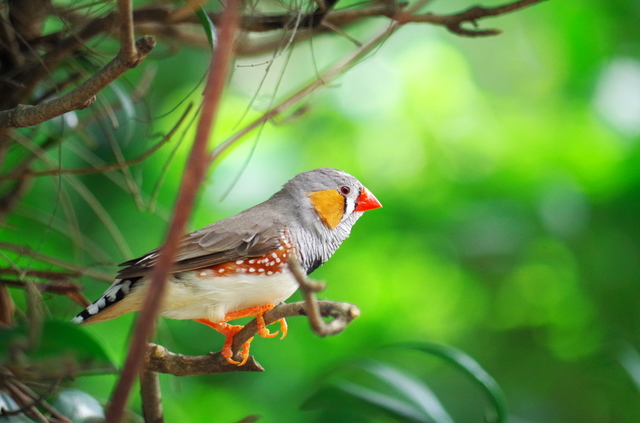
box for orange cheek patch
[308,189,344,229]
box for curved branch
[0,36,156,129]
[401,0,545,37]
[145,300,360,376]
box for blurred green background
[3,0,640,421]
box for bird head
[281,167,381,232]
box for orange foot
[195,304,288,366]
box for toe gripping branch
[195,304,288,366]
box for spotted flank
[72,277,141,324]
[196,241,293,278]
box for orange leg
[224,304,288,340]
[194,319,253,365]
[195,304,288,366]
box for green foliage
[3,0,640,421]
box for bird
[72,167,382,365]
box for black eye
[339,186,351,195]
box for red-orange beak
[354,186,382,212]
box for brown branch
[131,0,543,39]
[49,0,541,54]
[399,0,545,36]
[0,376,70,423]
[118,0,137,60]
[2,381,50,423]
[146,343,264,376]
[146,301,359,375]
[140,367,164,423]
[0,278,90,308]
[287,257,358,336]
[0,36,156,129]
[0,284,14,326]
[104,1,240,421]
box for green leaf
[356,360,454,423]
[401,343,508,423]
[335,379,436,422]
[304,359,453,422]
[195,7,216,51]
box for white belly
[158,270,299,322]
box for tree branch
[145,301,360,376]
[399,0,545,36]
[0,36,155,129]
[118,0,137,60]
[140,367,163,423]
[287,257,359,336]
[0,278,89,308]
[104,1,240,421]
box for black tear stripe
[343,188,349,215]
[306,257,324,275]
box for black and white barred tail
[71,277,141,324]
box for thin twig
[118,0,136,60]
[2,377,71,423]
[207,2,406,163]
[0,284,14,325]
[402,0,545,36]
[288,257,342,336]
[0,278,89,307]
[2,381,49,423]
[0,103,192,181]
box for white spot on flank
[275,258,281,263]
[258,268,265,272]
[218,268,225,273]
[236,260,244,265]
[271,253,278,258]
[269,261,275,266]
[267,271,273,275]
[249,268,255,273]
[249,259,255,264]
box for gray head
[274,167,382,273]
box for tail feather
[72,277,142,324]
